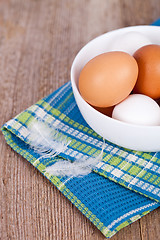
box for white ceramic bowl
[71,26,160,152]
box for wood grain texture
[0,0,160,239]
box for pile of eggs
[78,32,160,126]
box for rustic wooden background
[0,0,160,239]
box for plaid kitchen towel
[151,18,160,26]
[2,21,160,238]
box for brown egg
[155,98,160,106]
[133,44,160,99]
[92,105,114,117]
[79,52,138,107]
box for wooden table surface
[0,0,160,239]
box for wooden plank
[0,0,160,239]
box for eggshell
[92,105,114,117]
[133,44,160,99]
[79,52,138,107]
[112,94,160,126]
[156,98,160,106]
[110,31,151,55]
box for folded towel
[2,20,160,238]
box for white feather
[45,138,105,177]
[28,121,105,177]
[28,121,71,160]
[46,155,102,177]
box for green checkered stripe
[3,98,160,202]
[1,128,156,239]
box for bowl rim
[71,25,160,130]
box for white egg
[109,31,152,55]
[112,94,160,126]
